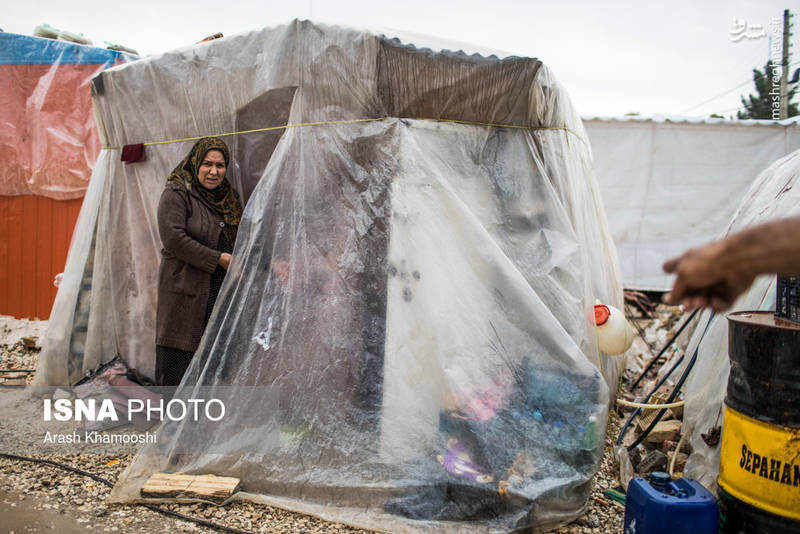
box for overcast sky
[4,1,797,117]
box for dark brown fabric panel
[234,86,298,205]
[377,38,541,127]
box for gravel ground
[0,320,629,533]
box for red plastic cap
[594,304,610,325]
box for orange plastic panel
[0,195,82,319]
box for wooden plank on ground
[141,472,240,502]
[141,472,192,498]
[185,474,241,501]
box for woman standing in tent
[155,137,242,385]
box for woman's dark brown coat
[156,182,229,351]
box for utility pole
[780,9,793,119]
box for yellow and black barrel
[718,311,800,533]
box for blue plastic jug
[623,472,717,534]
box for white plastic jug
[594,302,634,355]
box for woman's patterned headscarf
[167,137,242,242]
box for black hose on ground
[628,308,699,391]
[616,312,715,450]
[615,353,685,447]
[623,351,695,451]
[0,452,255,534]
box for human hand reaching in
[663,241,754,311]
[663,217,800,311]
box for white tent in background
[584,115,800,290]
[36,20,626,533]
[677,148,800,491]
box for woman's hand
[219,253,232,270]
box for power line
[682,79,753,113]
[706,106,744,116]
[682,59,800,115]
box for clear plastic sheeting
[681,149,800,492]
[0,32,134,199]
[37,20,624,532]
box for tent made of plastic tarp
[0,32,135,199]
[36,20,624,532]
[584,116,800,291]
[675,148,800,492]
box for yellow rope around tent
[102,117,584,150]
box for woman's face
[197,149,227,189]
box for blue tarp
[0,32,129,66]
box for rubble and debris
[645,420,682,444]
[637,450,668,474]
[0,338,40,386]
[624,290,658,317]
[667,451,689,473]
[662,439,691,455]
[701,426,722,447]
[614,302,700,494]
